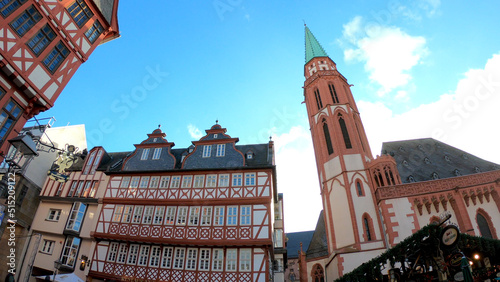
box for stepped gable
[121,127,177,171]
[382,138,500,183]
[182,123,246,169]
[306,211,328,260]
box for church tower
[303,26,395,275]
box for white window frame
[152,148,162,160]
[202,145,212,158]
[227,206,238,226]
[140,148,150,160]
[46,209,61,221]
[181,175,192,188]
[232,173,242,186]
[139,176,150,188]
[112,205,124,222]
[176,207,188,225]
[149,246,161,267]
[219,174,229,187]
[127,244,139,265]
[60,237,81,267]
[159,176,170,188]
[161,247,173,269]
[153,206,165,225]
[173,248,185,270]
[201,206,212,226]
[170,176,180,188]
[193,175,205,188]
[216,144,225,157]
[214,206,224,226]
[131,206,144,224]
[186,248,198,270]
[226,249,237,272]
[130,177,140,188]
[239,249,252,272]
[164,206,176,225]
[188,206,200,226]
[212,249,224,271]
[206,174,217,187]
[65,202,86,232]
[116,243,128,264]
[149,176,159,188]
[138,245,150,266]
[107,242,119,262]
[199,249,211,271]
[240,206,251,225]
[122,205,133,223]
[40,240,55,254]
[245,173,256,186]
[120,177,131,188]
[142,206,154,224]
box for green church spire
[305,26,328,63]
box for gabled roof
[305,26,328,63]
[286,230,315,259]
[382,138,500,183]
[306,210,328,260]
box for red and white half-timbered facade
[89,125,284,282]
[0,0,119,157]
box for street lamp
[53,259,62,282]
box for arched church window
[328,83,339,103]
[338,114,352,149]
[356,181,364,196]
[363,215,374,241]
[314,89,323,110]
[311,264,325,282]
[477,212,494,239]
[322,120,334,155]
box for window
[107,242,118,262]
[193,175,204,188]
[130,177,140,188]
[122,205,133,223]
[159,176,170,188]
[1,0,27,18]
[216,144,225,157]
[322,121,334,155]
[60,237,81,267]
[116,243,128,264]
[152,148,162,160]
[140,148,150,160]
[226,249,237,271]
[176,207,187,225]
[173,248,185,270]
[84,20,103,43]
[66,202,86,232]
[40,240,55,254]
[312,264,325,282]
[142,206,154,224]
[72,181,84,197]
[219,174,229,187]
[363,215,373,241]
[47,209,61,221]
[274,229,284,248]
[55,182,63,197]
[153,206,164,225]
[329,83,339,103]
[314,88,323,110]
[43,41,69,73]
[27,24,55,56]
[181,175,192,188]
[240,249,251,272]
[90,149,103,174]
[139,176,149,188]
[212,249,224,271]
[356,181,364,196]
[120,177,131,188]
[240,206,251,225]
[149,176,159,188]
[131,206,143,224]
[10,5,41,37]
[338,116,352,149]
[188,206,200,226]
[245,173,256,186]
[201,207,212,226]
[112,205,124,222]
[199,249,210,271]
[83,151,95,175]
[164,206,176,225]
[170,176,180,188]
[227,206,238,225]
[214,207,224,226]
[161,247,173,268]
[81,181,92,197]
[206,174,217,187]
[127,245,139,265]
[149,246,161,267]
[138,245,150,266]
[186,248,198,270]
[0,100,22,142]
[67,0,93,27]
[477,212,494,239]
[232,173,242,186]
[202,145,211,158]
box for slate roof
[286,231,315,259]
[92,0,116,25]
[306,210,328,260]
[382,138,500,184]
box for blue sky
[43,0,500,232]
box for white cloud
[187,124,203,139]
[342,17,428,96]
[359,52,500,164]
[274,126,322,232]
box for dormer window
[246,151,254,159]
[214,134,218,138]
[408,175,415,182]
[141,148,150,160]
[216,144,225,157]
[431,172,439,180]
[152,148,161,160]
[424,157,431,164]
[453,169,461,176]
[202,145,211,158]
[474,166,481,173]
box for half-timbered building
[89,124,283,282]
[0,0,119,157]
